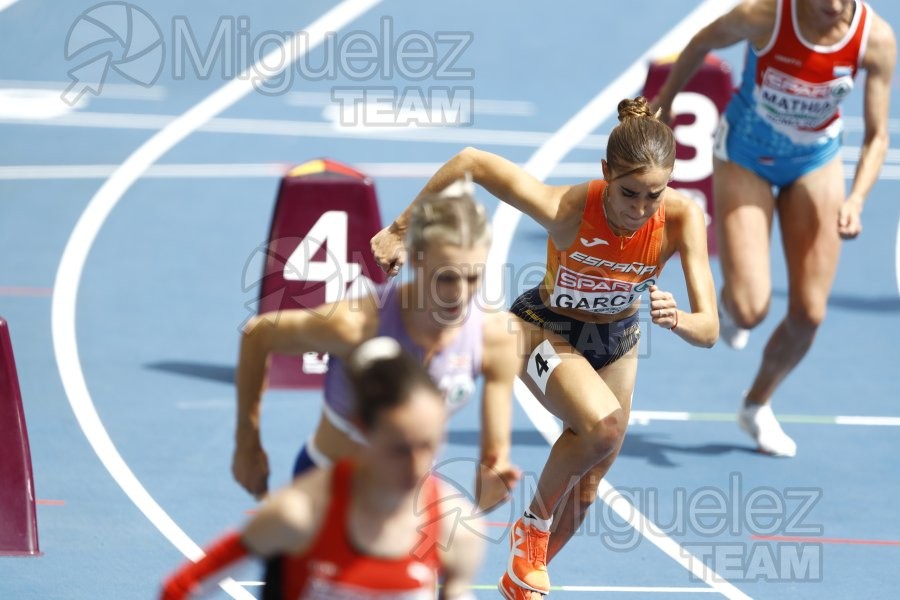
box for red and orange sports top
[264,460,442,600]
[738,0,870,144]
[543,179,665,316]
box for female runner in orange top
[371,96,719,599]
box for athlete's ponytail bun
[616,96,657,122]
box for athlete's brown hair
[406,177,492,254]
[605,96,676,179]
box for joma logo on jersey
[580,236,609,247]
[567,251,656,275]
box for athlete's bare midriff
[313,413,361,463]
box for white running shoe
[718,293,750,350]
[739,403,797,457]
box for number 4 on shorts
[534,353,550,377]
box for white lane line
[0,79,167,100]
[0,110,609,149]
[49,1,382,598]
[0,163,289,179]
[486,1,749,598]
[0,89,82,120]
[11,109,900,155]
[0,111,172,128]
[835,416,900,427]
[629,411,900,426]
[513,379,565,442]
[630,410,692,424]
[2,159,893,181]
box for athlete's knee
[787,301,826,331]
[730,294,769,329]
[582,409,625,459]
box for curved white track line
[50,1,382,597]
[0,0,21,15]
[487,1,750,598]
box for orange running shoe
[506,516,550,594]
[498,572,545,599]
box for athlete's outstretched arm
[160,532,250,600]
[652,0,775,121]
[840,12,896,239]
[474,311,521,512]
[371,147,585,274]
[652,192,718,347]
[233,298,377,497]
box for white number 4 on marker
[283,210,362,303]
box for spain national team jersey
[738,0,870,144]
[543,179,665,316]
